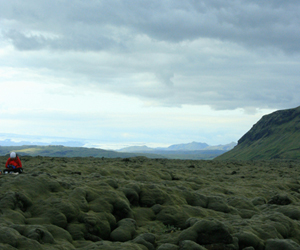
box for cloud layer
[0,0,299,146]
[2,1,300,52]
[1,0,300,111]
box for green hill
[0,145,225,160]
[216,106,300,160]
[0,145,163,159]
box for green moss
[1,156,300,249]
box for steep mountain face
[216,106,300,160]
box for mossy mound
[1,156,300,249]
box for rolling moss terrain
[217,106,300,161]
[1,156,300,249]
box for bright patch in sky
[0,0,299,148]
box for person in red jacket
[4,152,23,174]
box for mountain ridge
[117,141,236,153]
[216,106,300,160]
[0,139,84,147]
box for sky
[0,0,299,149]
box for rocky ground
[1,156,300,250]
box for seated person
[4,152,23,174]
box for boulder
[268,194,292,205]
[186,193,208,208]
[139,185,167,207]
[228,197,257,211]
[121,187,140,206]
[156,206,190,229]
[179,219,233,245]
[233,231,264,250]
[16,237,44,250]
[11,225,55,244]
[157,243,179,250]
[251,197,266,206]
[79,211,115,240]
[179,240,207,250]
[133,233,156,250]
[265,239,300,250]
[110,218,137,242]
[0,227,20,248]
[207,197,231,213]
[277,206,300,220]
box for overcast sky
[0,0,299,149]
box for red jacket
[5,156,22,169]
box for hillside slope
[0,145,227,160]
[0,145,163,159]
[216,106,300,160]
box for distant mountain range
[4,105,300,161]
[116,141,236,159]
[216,106,300,160]
[0,139,85,147]
[0,141,236,160]
[117,141,236,153]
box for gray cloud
[1,0,299,52]
[1,0,299,111]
